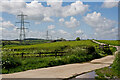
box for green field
[2,40,116,74]
[2,40,98,55]
[97,40,120,46]
[2,39,50,48]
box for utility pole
[16,12,29,42]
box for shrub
[86,46,95,54]
[103,48,112,55]
[48,58,65,66]
[68,55,80,63]
[76,37,80,41]
[2,56,22,69]
[110,47,117,53]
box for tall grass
[112,52,120,76]
[95,51,120,79]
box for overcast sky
[0,0,119,40]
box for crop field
[2,40,98,55]
[1,40,116,74]
[97,40,120,46]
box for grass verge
[95,52,120,79]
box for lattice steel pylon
[16,12,29,41]
[46,30,49,40]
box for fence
[6,51,67,58]
[99,44,109,49]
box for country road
[2,40,119,79]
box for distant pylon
[46,30,49,40]
[16,12,29,41]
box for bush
[68,55,80,63]
[86,46,95,54]
[76,37,80,41]
[86,46,102,59]
[110,47,117,53]
[48,58,65,66]
[2,56,22,69]
[103,48,112,55]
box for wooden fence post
[55,52,57,57]
[13,54,14,57]
[39,52,41,57]
[21,53,24,58]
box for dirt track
[2,40,119,78]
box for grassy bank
[95,52,120,79]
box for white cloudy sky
[0,0,119,40]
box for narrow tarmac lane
[2,55,114,78]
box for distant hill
[24,38,45,40]
[2,38,46,41]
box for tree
[59,38,66,41]
[76,37,80,41]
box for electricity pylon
[16,12,29,41]
[46,30,49,40]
